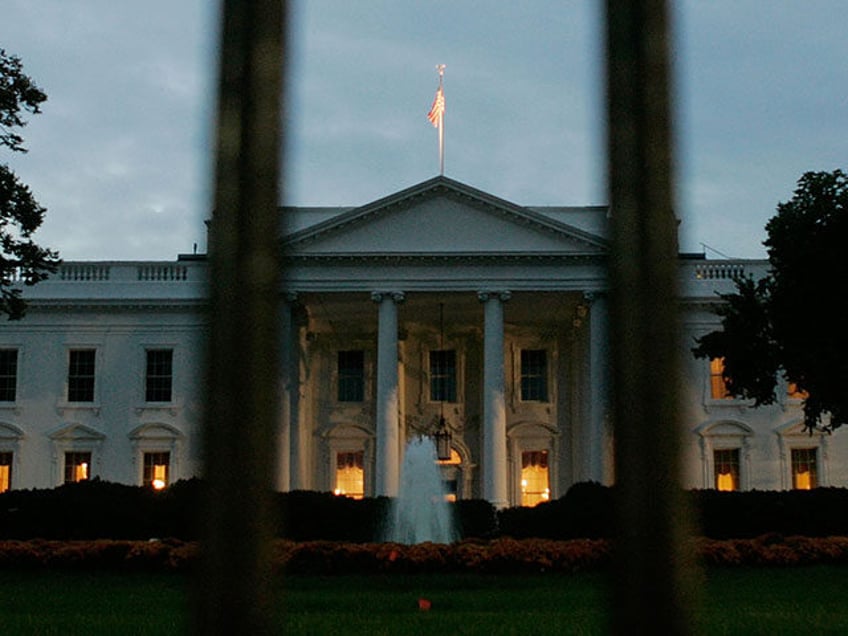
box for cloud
[1,1,846,261]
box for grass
[1,566,847,634]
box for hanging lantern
[433,415,452,461]
[432,302,453,461]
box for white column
[583,292,610,483]
[277,294,294,491]
[478,290,511,508]
[372,291,404,497]
[288,295,308,490]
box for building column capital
[477,290,511,303]
[371,291,406,304]
[581,290,606,305]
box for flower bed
[2,535,848,573]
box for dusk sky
[3,1,846,261]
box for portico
[274,177,611,506]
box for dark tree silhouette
[694,170,848,432]
[0,49,60,319]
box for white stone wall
[1,261,207,490]
[2,231,845,498]
[680,280,848,491]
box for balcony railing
[53,262,204,283]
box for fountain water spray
[384,437,457,544]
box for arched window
[520,450,550,506]
[325,424,372,499]
[129,423,184,489]
[508,422,558,506]
[49,423,105,486]
[695,420,753,491]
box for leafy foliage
[0,49,59,319]
[693,170,848,431]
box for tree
[693,170,848,432]
[0,49,60,319]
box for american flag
[427,87,445,127]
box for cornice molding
[27,301,208,314]
[283,252,607,265]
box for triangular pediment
[129,423,183,440]
[49,423,105,442]
[283,177,608,258]
[0,422,23,440]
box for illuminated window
[337,350,365,402]
[0,452,11,493]
[143,452,170,490]
[520,349,548,402]
[64,451,92,483]
[145,349,173,402]
[787,382,808,399]
[430,350,456,402]
[791,448,817,490]
[437,448,461,466]
[334,451,364,499]
[438,448,462,502]
[713,448,740,491]
[68,349,96,402]
[0,349,18,402]
[521,450,550,507]
[710,357,732,399]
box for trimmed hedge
[3,535,848,573]
[3,480,848,541]
[693,488,848,538]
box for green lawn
[1,567,847,635]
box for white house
[0,176,843,505]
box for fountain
[384,436,457,544]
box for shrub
[5,480,848,542]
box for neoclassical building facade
[0,177,845,504]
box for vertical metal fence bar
[195,1,286,634]
[605,2,698,634]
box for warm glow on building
[714,448,739,491]
[716,472,735,491]
[437,449,461,465]
[787,382,808,399]
[335,451,364,499]
[710,357,732,399]
[75,462,88,482]
[791,448,817,490]
[152,463,168,490]
[794,469,812,490]
[0,464,9,493]
[521,450,550,506]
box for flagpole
[437,65,445,175]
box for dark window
[64,451,92,483]
[146,349,173,402]
[430,350,456,402]
[68,349,95,402]
[0,349,17,402]
[143,451,170,489]
[337,350,365,402]
[521,349,548,401]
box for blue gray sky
[2,1,846,261]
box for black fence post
[195,1,287,634]
[605,2,699,633]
